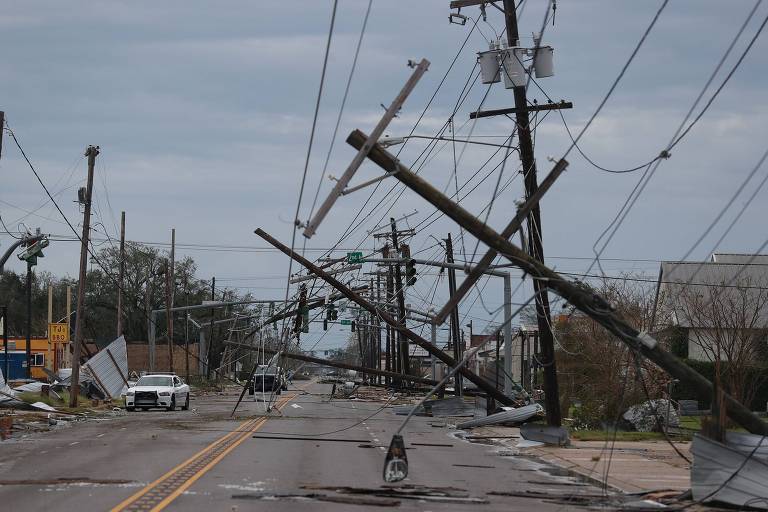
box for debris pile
[622,399,679,433]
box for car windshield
[136,376,173,387]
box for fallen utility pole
[225,342,439,387]
[254,228,514,406]
[303,58,430,238]
[71,145,98,407]
[346,130,768,436]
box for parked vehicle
[250,366,287,395]
[125,374,190,411]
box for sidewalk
[469,426,691,493]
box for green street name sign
[340,319,352,326]
[346,252,363,264]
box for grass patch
[679,416,703,431]
[570,430,681,442]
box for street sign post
[340,319,352,326]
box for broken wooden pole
[346,129,768,436]
[253,228,515,406]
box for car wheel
[166,395,176,412]
[126,406,135,412]
[182,394,190,411]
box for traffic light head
[406,258,417,286]
[17,237,49,266]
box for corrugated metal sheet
[83,335,128,399]
[0,368,15,403]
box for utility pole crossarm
[302,58,430,239]
[344,129,768,436]
[470,101,573,120]
[254,228,515,406]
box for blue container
[0,352,27,380]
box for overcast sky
[2,1,767,350]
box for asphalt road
[0,381,599,511]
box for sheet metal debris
[425,396,475,417]
[82,335,129,399]
[457,403,543,429]
[520,423,570,446]
[691,432,768,509]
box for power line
[305,0,373,224]
[588,1,765,276]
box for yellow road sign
[49,323,69,343]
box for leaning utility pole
[165,228,175,373]
[117,211,126,337]
[255,228,515,406]
[206,277,215,379]
[70,145,99,407]
[25,259,32,379]
[390,218,409,376]
[443,0,564,426]
[2,306,8,379]
[348,131,768,435]
[445,233,463,396]
[501,0,560,426]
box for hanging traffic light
[351,321,356,332]
[323,319,328,331]
[406,258,417,286]
[400,243,416,286]
[17,236,49,268]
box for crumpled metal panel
[456,403,543,429]
[0,368,16,403]
[82,336,128,399]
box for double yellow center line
[111,391,296,512]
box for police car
[125,373,190,411]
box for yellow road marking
[111,387,305,512]
[109,418,257,512]
[149,416,270,511]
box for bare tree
[672,275,768,408]
[555,274,665,427]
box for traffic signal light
[406,258,417,286]
[351,321,356,332]
[17,237,49,267]
[323,319,328,331]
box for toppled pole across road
[254,228,515,407]
[346,129,768,436]
[224,341,439,387]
